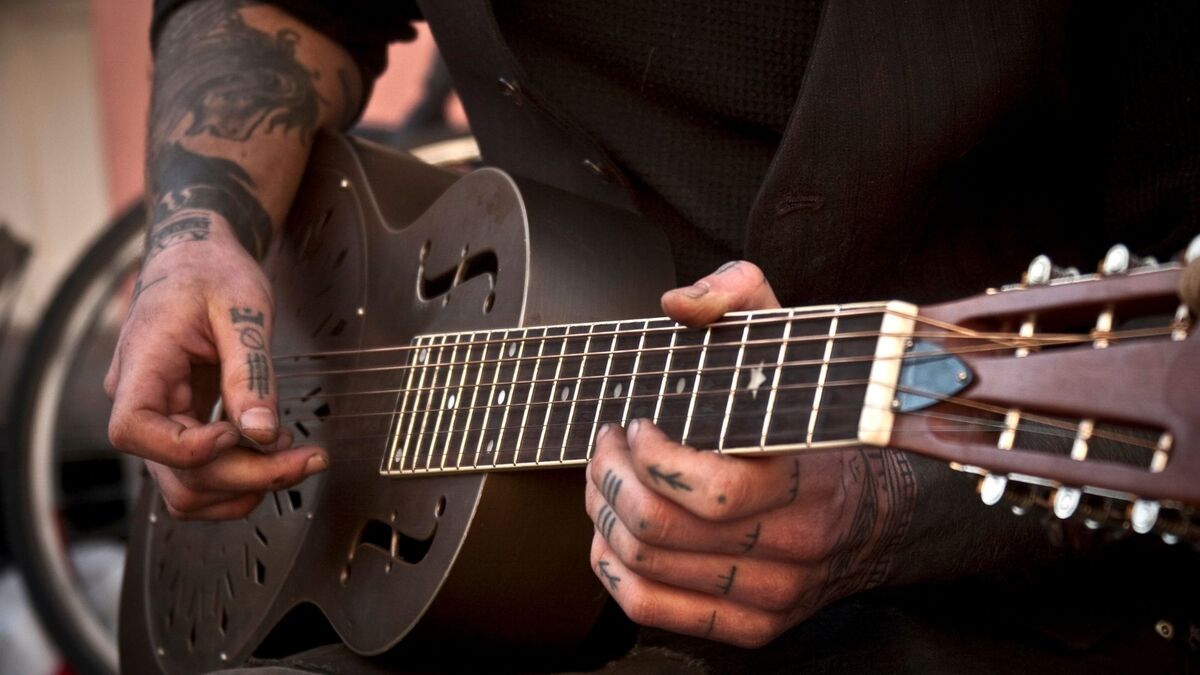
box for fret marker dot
[418,349,428,363]
[486,440,494,454]
[497,390,507,404]
[447,394,456,409]
[675,378,686,394]
[561,386,570,401]
[614,383,623,397]
[507,343,516,357]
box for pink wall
[88,0,464,215]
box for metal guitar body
[119,132,674,673]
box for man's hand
[105,218,327,520]
[585,261,916,647]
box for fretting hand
[585,261,917,647]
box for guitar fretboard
[381,303,905,475]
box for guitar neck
[380,301,916,476]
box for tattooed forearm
[146,0,328,260]
[597,560,622,591]
[232,306,270,397]
[647,464,693,492]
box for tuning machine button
[978,474,1008,506]
[1129,499,1160,534]
[1052,487,1082,519]
[1186,235,1200,264]
[1102,244,1159,275]
[1025,255,1080,286]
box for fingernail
[216,430,239,448]
[597,423,614,441]
[715,260,741,275]
[627,418,642,440]
[304,454,328,476]
[675,281,709,300]
[240,406,276,432]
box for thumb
[215,301,279,445]
[661,260,781,327]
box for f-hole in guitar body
[119,132,674,673]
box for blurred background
[0,1,466,672]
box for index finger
[108,350,238,468]
[596,420,832,522]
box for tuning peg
[1052,487,1082,519]
[1102,244,1160,275]
[1025,255,1080,286]
[1129,499,1160,534]
[978,474,1008,506]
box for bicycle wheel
[4,202,145,675]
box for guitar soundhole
[417,239,499,307]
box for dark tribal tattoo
[716,565,737,595]
[147,0,327,259]
[247,352,270,397]
[596,504,618,541]
[129,274,167,309]
[145,212,211,260]
[740,522,762,553]
[233,305,270,398]
[814,449,916,606]
[788,459,800,503]
[597,560,621,591]
[601,469,623,506]
[647,464,692,492]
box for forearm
[146,0,363,261]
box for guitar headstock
[888,238,1200,544]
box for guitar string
[270,325,1175,402]
[278,380,1161,455]
[278,399,1160,470]
[270,307,886,361]
[270,314,1152,379]
[270,324,1175,387]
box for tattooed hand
[105,214,328,519]
[105,1,359,519]
[586,261,916,647]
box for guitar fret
[620,320,651,425]
[389,336,424,471]
[441,334,474,468]
[512,331,547,464]
[471,330,507,468]
[453,333,486,468]
[588,326,621,460]
[493,328,528,467]
[652,327,679,424]
[718,316,753,451]
[759,310,794,448]
[535,334,570,464]
[806,308,841,446]
[411,335,448,471]
[427,334,462,470]
[561,326,594,463]
[680,326,711,447]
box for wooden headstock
[889,242,1199,543]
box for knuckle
[703,473,750,521]
[633,500,674,546]
[624,593,660,628]
[771,569,810,612]
[107,417,130,450]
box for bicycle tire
[4,201,145,675]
